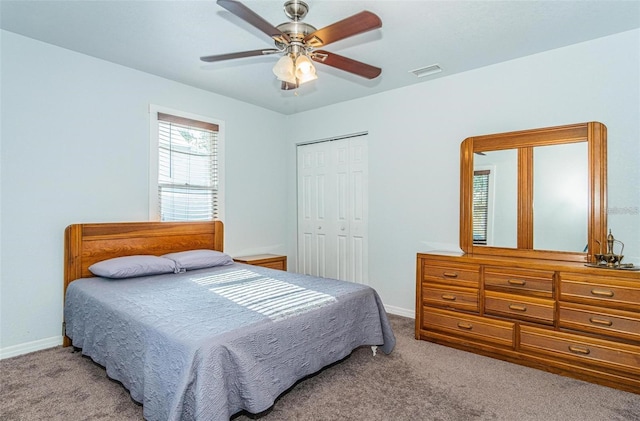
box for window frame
[148,104,225,222]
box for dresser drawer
[520,325,640,376]
[559,302,640,343]
[485,291,555,325]
[559,273,640,311]
[423,307,514,347]
[422,285,479,313]
[422,260,480,288]
[485,266,554,297]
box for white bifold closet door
[297,135,368,284]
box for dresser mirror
[533,142,589,252]
[459,122,607,262]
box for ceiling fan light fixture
[295,54,317,84]
[297,71,318,85]
[273,54,297,84]
[206,0,383,91]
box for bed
[63,221,395,420]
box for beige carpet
[1,315,638,420]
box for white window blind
[157,112,219,221]
[473,169,490,245]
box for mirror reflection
[461,122,606,261]
[471,143,589,251]
[473,150,517,248]
[533,142,588,252]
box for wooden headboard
[63,220,223,346]
[64,220,224,287]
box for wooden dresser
[416,251,640,393]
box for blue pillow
[88,255,177,279]
[162,249,234,271]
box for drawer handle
[568,345,591,355]
[441,294,457,301]
[590,289,614,298]
[508,279,526,286]
[457,322,473,330]
[443,272,458,278]
[508,304,527,312]
[589,317,613,327]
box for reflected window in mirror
[460,122,606,262]
[474,149,518,248]
[473,169,490,245]
[533,142,588,252]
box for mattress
[64,263,395,420]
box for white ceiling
[2,1,639,115]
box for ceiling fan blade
[200,49,280,62]
[303,11,381,48]
[217,0,290,44]
[311,50,381,79]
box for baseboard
[0,336,62,360]
[384,304,414,319]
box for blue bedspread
[64,263,395,420]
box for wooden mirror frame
[460,122,607,262]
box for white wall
[0,31,289,356]
[283,29,640,317]
[2,28,639,356]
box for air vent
[410,64,442,78]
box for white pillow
[88,255,177,279]
[162,249,234,271]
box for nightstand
[234,254,287,271]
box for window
[473,169,490,245]
[149,106,224,221]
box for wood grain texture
[63,220,224,346]
[416,252,640,394]
[588,122,607,262]
[459,122,607,262]
[459,138,474,254]
[517,147,534,249]
[233,254,287,271]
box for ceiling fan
[201,0,382,90]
